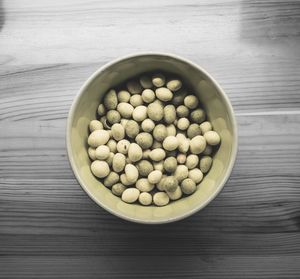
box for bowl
[66,53,238,224]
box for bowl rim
[66,52,238,224]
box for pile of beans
[87,73,220,206]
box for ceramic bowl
[66,53,238,224]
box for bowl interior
[67,54,237,224]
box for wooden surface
[0,0,300,278]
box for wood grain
[0,0,300,278]
[1,256,300,279]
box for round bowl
[66,53,238,224]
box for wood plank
[1,0,300,277]
[0,256,299,279]
[0,232,300,256]
[0,60,300,123]
[0,114,299,236]
[1,0,299,66]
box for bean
[128,143,143,162]
[187,123,202,139]
[120,119,129,129]
[167,186,182,200]
[106,152,114,166]
[167,79,182,91]
[164,105,176,124]
[103,172,119,188]
[174,165,189,182]
[190,135,206,154]
[176,105,189,118]
[177,118,190,130]
[97,104,106,116]
[117,103,134,118]
[107,139,117,153]
[88,147,96,161]
[164,157,177,173]
[111,123,125,141]
[200,156,213,173]
[89,120,103,132]
[95,145,110,160]
[155,87,173,102]
[152,140,162,149]
[152,73,165,87]
[190,108,206,124]
[147,102,164,122]
[148,170,162,184]
[106,110,121,125]
[130,94,143,107]
[142,89,155,103]
[127,80,143,94]
[125,120,139,138]
[135,132,153,149]
[166,124,176,136]
[188,168,203,184]
[125,164,139,183]
[142,149,151,160]
[149,148,166,161]
[181,178,196,195]
[122,188,140,203]
[141,119,155,132]
[117,90,131,103]
[120,173,133,186]
[204,131,221,145]
[136,178,155,192]
[172,88,187,106]
[132,105,147,122]
[153,124,167,142]
[153,161,164,172]
[116,139,130,154]
[91,160,110,178]
[153,192,169,206]
[186,154,199,169]
[156,176,166,191]
[112,153,126,173]
[162,136,179,151]
[136,160,154,177]
[184,95,199,109]
[162,176,178,192]
[103,89,118,110]
[177,135,190,153]
[112,183,126,197]
[200,121,212,134]
[177,153,186,164]
[138,192,152,206]
[88,130,110,148]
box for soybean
[125,120,139,138]
[89,120,103,132]
[181,178,196,195]
[200,156,213,173]
[135,132,153,149]
[153,192,169,206]
[104,89,118,110]
[153,124,167,142]
[91,160,110,178]
[122,188,140,203]
[204,131,221,146]
[138,192,152,206]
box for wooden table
[1,0,300,278]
